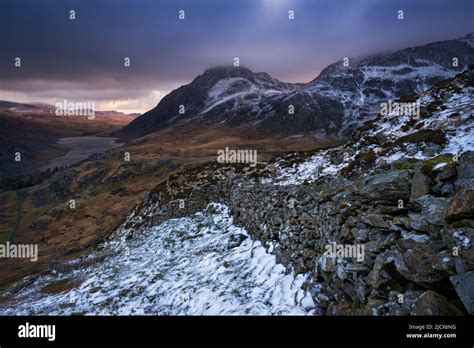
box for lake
[42,136,123,171]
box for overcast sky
[1,0,473,113]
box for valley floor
[40,136,123,172]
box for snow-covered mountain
[267,64,474,186]
[120,65,345,138]
[306,32,474,133]
[120,33,474,139]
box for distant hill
[0,101,137,178]
[0,100,139,122]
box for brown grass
[0,123,336,288]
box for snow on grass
[443,124,474,156]
[0,204,315,315]
[435,88,474,156]
[262,148,348,186]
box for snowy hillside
[306,33,474,132]
[267,66,474,185]
[0,204,315,315]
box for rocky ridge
[116,67,474,315]
[306,32,474,132]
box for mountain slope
[120,66,345,138]
[307,32,474,132]
[120,33,474,139]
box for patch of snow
[443,124,474,156]
[433,162,448,170]
[454,230,472,250]
[201,77,287,115]
[262,146,349,186]
[401,231,431,243]
[0,204,315,315]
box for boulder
[450,271,474,314]
[440,226,474,268]
[392,216,411,229]
[410,291,463,315]
[385,290,424,315]
[415,195,448,225]
[455,151,474,190]
[361,170,412,202]
[445,188,474,222]
[408,195,447,236]
[394,240,453,284]
[408,213,430,232]
[361,214,391,229]
[367,250,404,288]
[411,163,431,200]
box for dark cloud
[1,0,473,111]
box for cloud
[0,0,472,113]
[0,79,170,113]
[97,90,167,113]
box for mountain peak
[196,66,258,83]
[202,65,253,75]
[198,66,283,83]
[190,65,289,93]
[463,32,474,40]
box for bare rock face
[445,188,474,222]
[411,163,431,199]
[455,151,474,190]
[450,272,474,314]
[361,170,412,202]
[410,291,464,315]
